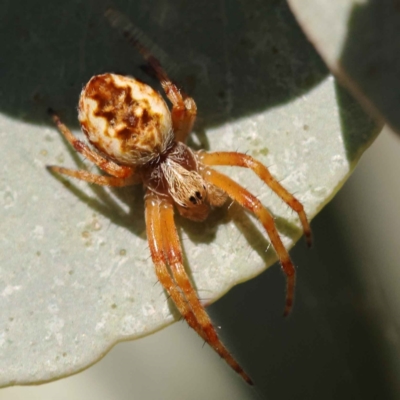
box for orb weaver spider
[47,10,311,385]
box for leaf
[0,0,378,386]
[288,0,399,133]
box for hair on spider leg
[226,198,235,212]
[157,288,179,306]
[277,175,292,185]
[264,241,272,253]
[289,190,301,197]
[144,251,153,263]
[162,289,171,298]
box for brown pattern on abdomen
[79,73,173,165]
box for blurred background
[1,126,399,399]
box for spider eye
[189,195,197,204]
[189,191,203,205]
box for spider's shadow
[48,130,146,236]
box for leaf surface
[0,0,378,386]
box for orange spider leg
[145,192,210,344]
[159,198,253,385]
[105,9,197,143]
[49,109,134,179]
[131,46,197,143]
[203,167,296,317]
[137,51,197,142]
[47,166,140,187]
[200,151,312,247]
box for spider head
[78,73,173,166]
[161,159,210,221]
[174,187,210,222]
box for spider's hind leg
[203,167,297,317]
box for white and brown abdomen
[78,74,173,165]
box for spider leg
[47,166,140,187]
[145,191,211,343]
[132,47,197,143]
[139,54,197,143]
[105,9,197,143]
[159,197,253,385]
[48,109,134,179]
[199,151,312,247]
[203,167,296,317]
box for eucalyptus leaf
[288,0,400,133]
[0,0,378,386]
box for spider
[47,14,311,385]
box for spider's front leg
[145,192,210,341]
[200,151,312,247]
[203,167,297,317]
[146,192,253,385]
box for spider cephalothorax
[140,141,227,221]
[48,12,311,385]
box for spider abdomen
[78,73,173,165]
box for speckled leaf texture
[0,0,379,386]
